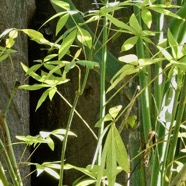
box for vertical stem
[165,74,186,184]
[133,4,152,185]
[151,0,165,185]
[97,0,108,165]
[0,111,23,186]
[58,69,89,186]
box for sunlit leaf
[149,6,182,19]
[64,164,96,179]
[49,87,57,101]
[141,8,152,28]
[58,29,77,60]
[9,29,18,39]
[118,54,138,64]
[19,84,50,91]
[44,167,59,179]
[56,14,69,35]
[106,14,134,33]
[22,29,50,45]
[75,179,96,186]
[51,0,70,10]
[121,36,138,51]
[44,54,58,62]
[109,105,122,119]
[51,129,76,136]
[6,38,15,48]
[46,137,55,151]
[36,163,44,177]
[77,28,92,49]
[168,29,184,59]
[129,14,142,33]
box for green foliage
[0,0,186,185]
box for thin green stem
[165,74,186,184]
[97,0,108,166]
[58,68,90,186]
[0,111,22,186]
[133,4,152,185]
[0,140,20,186]
[151,0,165,184]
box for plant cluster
[0,0,186,185]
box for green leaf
[118,54,138,64]
[9,29,18,39]
[109,105,122,119]
[149,6,182,19]
[141,8,152,28]
[106,14,134,33]
[44,167,59,179]
[76,60,99,69]
[168,29,182,59]
[51,129,76,136]
[106,125,117,185]
[126,115,137,128]
[129,14,142,34]
[44,64,62,76]
[36,88,51,110]
[56,14,69,35]
[113,126,130,173]
[0,53,9,63]
[44,54,58,62]
[51,0,70,10]
[36,163,44,177]
[96,128,111,186]
[58,29,77,60]
[19,84,50,91]
[107,64,139,92]
[75,179,96,186]
[157,46,172,61]
[64,164,96,179]
[46,137,55,151]
[6,38,15,48]
[27,64,43,74]
[77,28,92,49]
[21,29,50,45]
[49,87,57,101]
[121,36,138,51]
